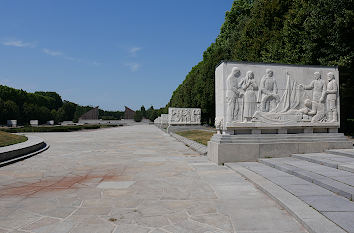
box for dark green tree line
[167,0,354,131]
[0,85,125,125]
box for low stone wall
[0,135,48,166]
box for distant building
[79,107,99,120]
[124,106,135,119]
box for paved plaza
[0,125,307,233]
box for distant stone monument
[47,120,54,125]
[209,61,352,164]
[160,114,169,125]
[79,107,99,120]
[124,106,135,119]
[7,120,17,127]
[30,120,39,126]
[168,108,201,125]
[154,117,161,125]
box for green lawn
[0,131,27,147]
[176,130,215,145]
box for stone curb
[225,163,346,233]
[154,125,207,155]
[0,135,49,167]
[169,132,207,155]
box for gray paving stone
[226,163,347,233]
[0,125,307,232]
[322,211,354,233]
[299,195,354,212]
[281,184,333,197]
[97,181,136,189]
[270,176,310,186]
[261,158,354,200]
[327,149,354,158]
[339,163,354,173]
[312,177,354,200]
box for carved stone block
[7,120,17,127]
[30,120,39,126]
[215,61,340,131]
[160,114,169,125]
[208,61,351,164]
[168,108,201,125]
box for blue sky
[0,0,234,111]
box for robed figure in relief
[240,71,258,122]
[226,67,241,122]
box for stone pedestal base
[207,133,352,165]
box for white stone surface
[47,120,54,125]
[7,120,17,127]
[154,117,161,124]
[168,108,201,125]
[215,62,340,131]
[30,120,39,126]
[160,114,169,125]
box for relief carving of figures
[215,117,223,134]
[169,108,201,125]
[226,67,241,122]
[183,109,191,123]
[240,71,258,122]
[299,99,313,121]
[300,72,326,116]
[257,69,279,112]
[172,110,182,122]
[322,72,338,122]
[192,109,201,123]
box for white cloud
[42,48,100,65]
[43,48,63,56]
[125,62,141,72]
[129,47,142,57]
[1,39,35,48]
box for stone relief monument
[208,61,351,164]
[168,108,201,125]
[154,117,161,124]
[217,62,341,129]
[160,114,169,125]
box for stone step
[226,162,353,233]
[292,153,354,173]
[327,149,354,158]
[259,158,354,201]
[212,134,348,144]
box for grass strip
[0,131,27,147]
[175,130,215,145]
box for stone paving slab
[292,153,354,169]
[245,160,354,232]
[226,162,345,233]
[0,125,307,233]
[339,163,354,173]
[322,212,354,233]
[327,149,354,158]
[260,158,354,200]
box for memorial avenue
[0,125,309,232]
[1,0,354,232]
